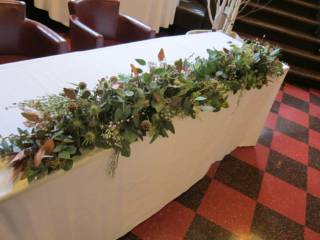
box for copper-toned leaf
[8,163,23,183]
[23,109,37,115]
[20,168,28,180]
[153,92,161,102]
[81,90,91,99]
[176,59,183,74]
[63,88,76,100]
[19,143,33,149]
[130,64,139,76]
[21,112,40,122]
[158,48,165,61]
[36,121,45,129]
[95,89,103,94]
[23,121,36,128]
[60,118,64,123]
[223,48,229,53]
[34,148,45,167]
[42,139,55,155]
[169,96,182,106]
[183,59,189,72]
[8,150,25,164]
[1,152,19,156]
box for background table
[34,0,179,33]
[0,32,289,240]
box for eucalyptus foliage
[0,40,284,184]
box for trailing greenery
[0,40,284,184]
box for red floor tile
[275,90,283,102]
[309,129,320,151]
[283,83,310,102]
[307,167,320,198]
[278,103,309,128]
[271,131,308,165]
[310,89,320,98]
[206,161,220,178]
[131,201,195,240]
[305,227,320,240]
[264,112,278,130]
[197,180,256,239]
[230,143,270,171]
[258,173,306,225]
[310,103,320,119]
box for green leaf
[132,108,140,128]
[61,159,73,171]
[228,81,241,91]
[161,127,168,138]
[201,106,213,111]
[122,130,137,144]
[121,106,132,120]
[135,59,146,65]
[58,151,70,159]
[52,130,64,139]
[159,88,166,99]
[72,130,81,147]
[36,130,46,140]
[121,142,131,157]
[213,107,221,112]
[143,73,152,84]
[41,155,53,158]
[136,68,143,73]
[65,145,77,155]
[115,107,122,121]
[165,121,175,134]
[53,144,64,152]
[116,89,125,97]
[195,96,206,101]
[210,95,219,107]
[149,81,157,89]
[17,128,24,135]
[176,88,189,96]
[63,137,74,143]
[125,90,134,97]
[118,74,125,80]
[1,140,10,153]
[150,132,159,144]
[151,100,164,112]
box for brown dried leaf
[20,168,29,180]
[63,88,76,100]
[8,150,25,164]
[95,89,103,94]
[42,139,55,155]
[183,59,188,72]
[130,64,139,76]
[153,92,161,103]
[1,152,19,156]
[34,148,45,167]
[169,96,182,106]
[19,143,33,149]
[36,121,45,129]
[23,121,36,128]
[223,48,229,53]
[21,112,40,122]
[23,109,36,115]
[8,163,23,183]
[158,48,165,61]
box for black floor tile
[282,93,309,113]
[117,232,142,240]
[214,155,264,200]
[310,93,320,107]
[310,115,320,133]
[266,150,307,191]
[248,203,304,240]
[175,176,212,212]
[309,147,320,172]
[271,101,280,114]
[184,214,240,240]
[306,194,320,234]
[275,116,309,144]
[258,126,274,148]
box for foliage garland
[0,40,284,184]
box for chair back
[68,0,120,39]
[0,0,25,55]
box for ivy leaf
[121,142,131,157]
[201,106,213,111]
[61,159,73,171]
[135,59,146,65]
[165,121,175,134]
[158,48,165,61]
[130,64,139,76]
[59,151,70,159]
[150,132,159,144]
[63,88,76,99]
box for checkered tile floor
[118,83,320,240]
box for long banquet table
[34,0,179,33]
[0,32,289,240]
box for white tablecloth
[0,32,289,240]
[34,0,179,33]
